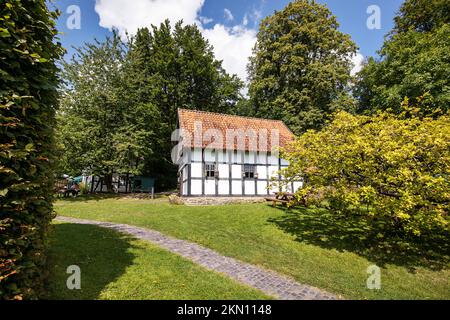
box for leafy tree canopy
[130,21,243,130]
[57,34,160,191]
[125,20,243,189]
[248,0,357,134]
[393,0,450,34]
[58,21,243,190]
[354,0,450,115]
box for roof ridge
[178,108,286,124]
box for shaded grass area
[268,207,449,272]
[46,222,269,300]
[54,196,450,300]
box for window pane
[205,163,216,178]
[244,164,256,178]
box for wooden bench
[265,192,296,207]
[265,197,289,207]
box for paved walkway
[56,216,338,300]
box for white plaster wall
[231,151,244,164]
[257,152,267,164]
[256,165,267,179]
[191,180,202,195]
[191,163,203,178]
[182,150,299,197]
[204,149,215,162]
[205,180,216,195]
[268,154,279,165]
[268,166,279,180]
[257,181,268,195]
[182,181,188,196]
[218,164,229,179]
[238,151,245,163]
[244,181,256,195]
[217,150,228,163]
[218,180,229,195]
[231,165,242,179]
[232,181,242,195]
[244,152,256,164]
[192,148,202,162]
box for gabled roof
[177,108,295,152]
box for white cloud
[94,0,363,88]
[249,7,263,27]
[199,16,213,25]
[94,0,204,37]
[202,25,256,83]
[351,52,365,76]
[94,0,257,85]
[243,14,249,26]
[224,8,234,22]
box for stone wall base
[181,197,267,206]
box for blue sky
[52,0,404,81]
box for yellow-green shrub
[283,100,449,239]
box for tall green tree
[248,0,357,134]
[0,0,63,299]
[58,21,243,191]
[126,21,243,188]
[354,0,450,114]
[393,0,449,34]
[57,34,159,191]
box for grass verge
[54,196,450,300]
[46,222,269,300]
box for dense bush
[0,0,63,299]
[282,99,449,240]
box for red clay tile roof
[177,108,295,152]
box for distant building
[175,108,302,197]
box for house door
[205,163,218,196]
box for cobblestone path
[56,216,338,300]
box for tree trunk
[104,173,114,193]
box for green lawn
[54,196,450,300]
[46,222,269,300]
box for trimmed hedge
[0,0,63,299]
